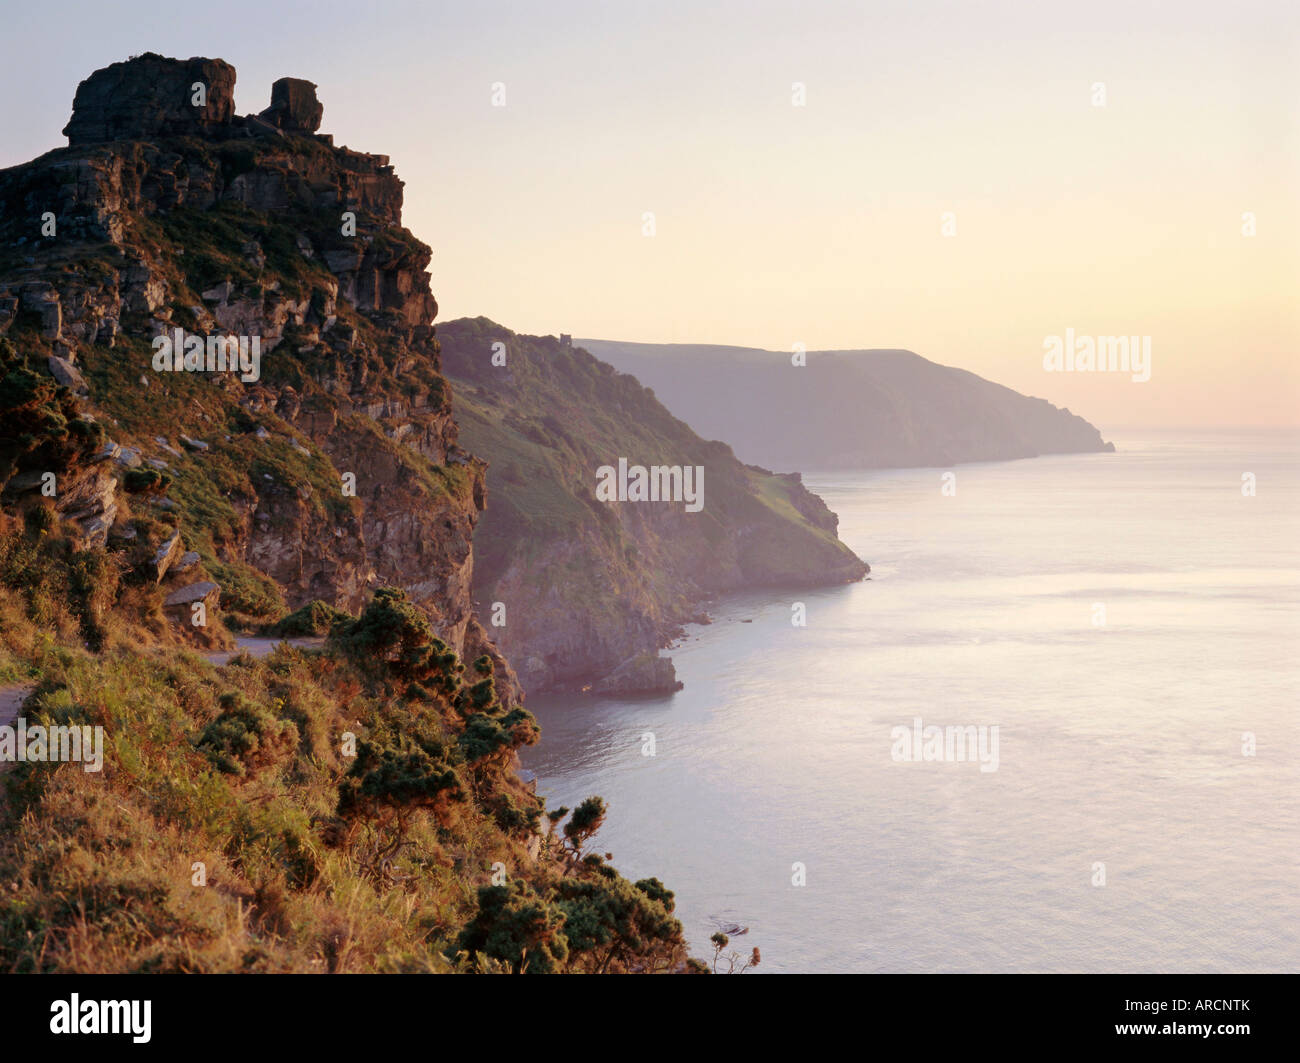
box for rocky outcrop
[152,530,183,581]
[592,654,683,696]
[164,580,220,610]
[63,54,237,146]
[63,57,325,148]
[47,355,87,394]
[0,54,521,705]
[259,78,323,133]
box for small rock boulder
[173,551,201,574]
[153,531,183,582]
[258,77,323,133]
[201,280,233,304]
[47,356,88,395]
[164,581,220,610]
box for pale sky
[3,0,1297,427]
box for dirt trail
[0,636,321,730]
[204,636,325,666]
[0,684,30,729]
[0,638,321,776]
[1,683,33,777]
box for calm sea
[522,429,1300,972]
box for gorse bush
[452,803,688,974]
[198,691,299,776]
[122,467,171,495]
[455,881,569,974]
[552,870,685,974]
[332,588,541,772]
[266,599,351,637]
[338,735,465,825]
[333,587,462,690]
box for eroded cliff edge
[0,53,517,699]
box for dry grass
[0,631,542,973]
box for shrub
[267,599,351,637]
[454,882,569,974]
[457,705,538,768]
[487,791,543,837]
[197,691,298,776]
[553,871,684,974]
[560,796,606,861]
[337,738,465,824]
[123,467,171,495]
[333,587,460,690]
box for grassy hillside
[0,565,692,973]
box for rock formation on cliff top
[62,54,326,145]
[63,54,238,145]
[259,77,325,133]
[1,53,517,700]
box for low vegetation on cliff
[0,555,690,972]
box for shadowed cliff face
[438,318,869,695]
[0,53,518,701]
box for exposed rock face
[260,78,323,133]
[0,147,422,349]
[57,467,119,549]
[63,54,237,146]
[439,317,869,694]
[0,54,521,705]
[592,654,683,696]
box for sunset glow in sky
[4,0,1296,428]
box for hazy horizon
[3,0,1296,429]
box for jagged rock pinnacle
[61,54,326,146]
